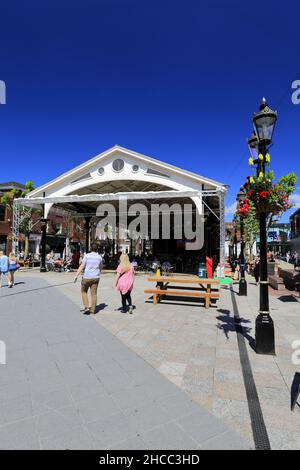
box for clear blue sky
[1,0,299,220]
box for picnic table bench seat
[145,276,220,309]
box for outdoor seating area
[145,275,220,309]
[278,266,300,291]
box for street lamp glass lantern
[247,133,259,159]
[253,98,277,145]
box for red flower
[259,191,269,198]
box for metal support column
[218,188,226,277]
[12,203,21,255]
[84,216,91,253]
[40,192,47,272]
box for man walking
[75,242,103,315]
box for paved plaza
[0,270,299,450]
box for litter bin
[198,262,207,278]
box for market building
[14,145,228,274]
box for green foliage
[23,180,35,195]
[243,202,260,245]
[234,202,259,258]
[0,181,37,235]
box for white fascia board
[27,146,228,198]
[16,189,203,206]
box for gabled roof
[28,145,228,197]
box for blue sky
[0,0,299,220]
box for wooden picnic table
[145,276,220,309]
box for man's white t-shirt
[82,252,103,279]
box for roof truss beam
[15,189,222,206]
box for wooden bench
[145,276,220,309]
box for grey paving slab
[175,410,232,446]
[200,430,250,450]
[0,274,250,449]
[86,412,138,448]
[0,417,40,450]
[0,395,33,425]
[31,387,74,414]
[107,436,147,450]
[76,392,121,424]
[155,392,201,420]
[68,382,107,402]
[35,406,82,440]
[41,424,94,450]
[140,422,198,450]
[0,379,31,402]
[110,385,155,412]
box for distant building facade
[290,208,300,256]
[256,222,291,256]
[0,182,25,254]
[0,182,85,256]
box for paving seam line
[229,286,271,450]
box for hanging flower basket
[239,170,297,219]
[257,200,273,215]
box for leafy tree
[243,202,260,259]
[0,181,39,258]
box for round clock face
[112,158,125,172]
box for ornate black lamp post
[248,98,277,355]
[236,191,247,296]
[234,223,238,260]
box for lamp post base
[255,313,275,355]
[239,278,247,296]
[40,267,47,273]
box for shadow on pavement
[145,296,218,308]
[291,372,300,411]
[216,308,256,352]
[277,295,299,303]
[95,303,108,313]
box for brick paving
[1,269,300,449]
[0,272,249,450]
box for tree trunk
[24,232,30,260]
